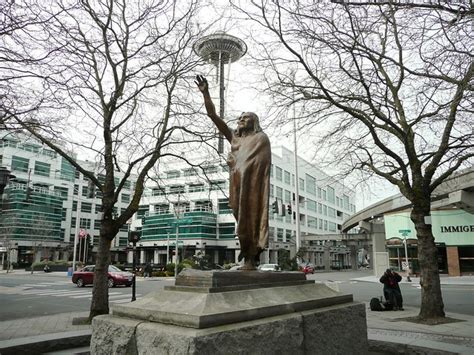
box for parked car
[258,263,281,271]
[72,265,134,288]
[302,264,315,275]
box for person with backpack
[379,268,404,310]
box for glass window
[276,166,283,181]
[166,170,180,179]
[343,195,350,210]
[285,229,292,242]
[210,180,226,190]
[34,161,50,177]
[188,184,204,192]
[54,186,68,198]
[270,164,273,177]
[284,190,291,203]
[169,185,185,194]
[323,205,328,216]
[183,168,197,177]
[221,164,229,172]
[137,205,148,218]
[307,199,317,212]
[203,165,218,174]
[218,199,232,214]
[269,184,274,198]
[327,187,335,204]
[328,207,336,218]
[299,178,304,191]
[277,228,284,242]
[121,193,130,203]
[317,187,322,199]
[11,156,29,173]
[307,216,317,229]
[284,171,291,184]
[152,187,166,196]
[318,203,322,214]
[276,186,283,199]
[81,202,92,213]
[306,174,316,195]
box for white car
[258,263,280,271]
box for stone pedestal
[91,269,368,354]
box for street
[0,270,472,322]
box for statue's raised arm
[195,75,233,142]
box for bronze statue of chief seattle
[196,75,271,270]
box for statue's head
[236,112,262,136]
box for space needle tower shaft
[194,32,247,153]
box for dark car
[72,265,134,288]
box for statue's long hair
[235,112,262,136]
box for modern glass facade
[0,183,64,242]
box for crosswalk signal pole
[129,231,141,302]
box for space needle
[193,32,247,153]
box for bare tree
[233,1,473,320]
[3,0,207,320]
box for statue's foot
[240,259,257,271]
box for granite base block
[91,302,367,355]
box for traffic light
[271,200,279,214]
[128,231,141,244]
[287,204,292,215]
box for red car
[72,265,134,288]
[302,264,315,274]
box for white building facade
[130,146,356,268]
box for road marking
[72,291,123,299]
[21,284,49,287]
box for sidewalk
[1,272,473,354]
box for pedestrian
[379,268,404,310]
[196,75,271,270]
[144,263,152,278]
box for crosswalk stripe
[50,291,90,296]
[22,284,49,287]
[21,290,71,295]
[71,291,123,299]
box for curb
[0,330,91,355]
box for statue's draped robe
[227,131,271,261]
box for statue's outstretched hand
[195,75,208,93]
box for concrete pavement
[1,270,473,354]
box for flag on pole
[79,229,87,239]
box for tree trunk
[411,205,445,319]
[89,231,112,321]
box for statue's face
[237,113,255,131]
